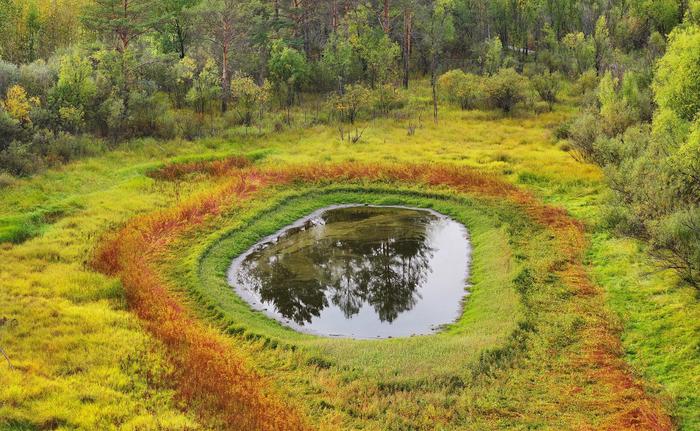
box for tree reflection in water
[233,207,436,325]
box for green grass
[588,233,700,430]
[0,97,696,429]
[154,181,614,429]
[188,187,521,370]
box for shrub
[438,70,483,110]
[172,109,208,140]
[598,71,637,137]
[328,84,371,124]
[0,60,19,97]
[230,74,271,126]
[0,141,42,176]
[0,108,23,151]
[18,60,56,98]
[0,171,15,188]
[482,37,503,75]
[372,84,405,115]
[2,85,39,124]
[653,22,700,121]
[554,121,571,140]
[572,69,598,96]
[568,111,602,161]
[45,132,105,164]
[484,68,529,114]
[532,71,561,110]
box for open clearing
[1,101,697,430]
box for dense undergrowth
[0,105,697,430]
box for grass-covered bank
[95,161,671,430]
[587,233,700,430]
[192,186,520,362]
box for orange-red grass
[94,161,672,431]
[147,155,251,182]
[94,174,309,431]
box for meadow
[0,95,698,430]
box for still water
[228,205,471,338]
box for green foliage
[0,141,40,176]
[230,74,270,126]
[575,18,700,289]
[484,68,529,114]
[438,69,483,110]
[653,25,700,121]
[49,51,96,131]
[155,0,199,58]
[268,41,309,111]
[351,27,400,88]
[0,60,20,97]
[532,71,561,109]
[0,107,23,152]
[568,111,602,162]
[634,0,682,34]
[561,32,595,76]
[593,16,612,72]
[372,84,405,115]
[598,72,630,136]
[328,83,371,124]
[81,0,160,52]
[186,58,220,114]
[320,31,356,93]
[483,37,503,75]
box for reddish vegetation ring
[93,161,672,431]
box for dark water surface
[227,205,471,338]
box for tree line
[1,0,697,286]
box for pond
[227,205,471,338]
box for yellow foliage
[2,85,39,124]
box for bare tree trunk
[332,0,339,30]
[221,44,228,112]
[432,65,438,124]
[382,0,390,33]
[175,18,185,59]
[402,7,412,89]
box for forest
[0,0,698,430]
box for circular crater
[227,205,471,338]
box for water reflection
[229,206,471,338]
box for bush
[230,74,271,127]
[0,108,23,151]
[532,71,561,110]
[18,60,56,98]
[484,68,529,114]
[653,23,700,121]
[482,37,503,75]
[0,141,43,176]
[0,172,15,189]
[554,121,571,140]
[568,111,602,161]
[438,70,483,110]
[45,132,105,164]
[328,84,371,124]
[0,60,19,97]
[372,84,405,115]
[172,109,208,140]
[598,72,637,137]
[572,69,598,96]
